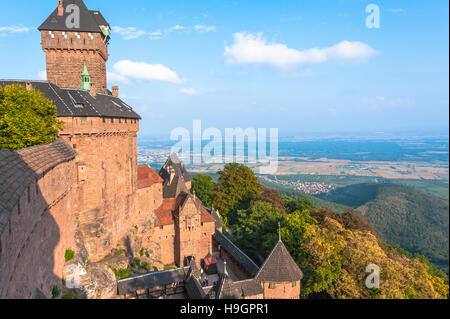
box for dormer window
[74,103,84,108]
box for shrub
[51,286,61,299]
[64,249,75,262]
[0,84,64,151]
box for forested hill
[318,183,449,272]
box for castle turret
[255,241,304,299]
[38,0,111,94]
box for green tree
[212,163,261,219]
[0,84,64,151]
[283,196,316,214]
[232,201,284,262]
[191,174,215,207]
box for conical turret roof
[255,241,303,283]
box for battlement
[41,30,108,61]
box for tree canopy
[0,84,64,151]
[212,163,261,218]
[191,174,215,207]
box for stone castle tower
[39,0,110,94]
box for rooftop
[137,166,164,189]
[38,0,110,34]
[255,241,304,283]
[0,80,141,120]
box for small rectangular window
[73,144,77,149]
[292,282,297,287]
[102,118,106,123]
[269,283,276,289]
[111,118,114,124]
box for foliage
[64,249,75,262]
[0,84,64,151]
[283,195,317,214]
[51,286,61,299]
[231,201,284,262]
[253,186,286,215]
[191,174,215,207]
[62,292,77,299]
[212,163,261,219]
[113,268,131,280]
[218,164,448,298]
[320,183,449,272]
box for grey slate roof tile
[38,0,108,33]
[255,241,304,283]
[0,80,141,120]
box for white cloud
[107,71,130,84]
[111,60,184,84]
[0,25,30,35]
[225,32,378,68]
[180,88,199,96]
[112,26,146,40]
[38,71,47,80]
[194,25,216,32]
[167,25,186,32]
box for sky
[0,0,449,138]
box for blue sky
[0,0,448,137]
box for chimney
[112,86,119,97]
[90,83,97,97]
[57,0,64,17]
[25,81,32,91]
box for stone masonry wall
[261,281,301,299]
[0,157,78,299]
[41,31,108,93]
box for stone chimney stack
[57,0,64,17]
[112,85,119,97]
[25,81,33,91]
[90,83,97,97]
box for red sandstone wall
[151,225,176,265]
[0,161,78,299]
[41,31,108,93]
[261,281,301,299]
[136,183,163,223]
[59,117,140,261]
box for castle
[0,0,303,299]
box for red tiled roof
[137,166,163,189]
[154,198,177,226]
[201,206,216,224]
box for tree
[191,174,215,207]
[0,84,64,151]
[212,163,261,219]
[283,195,316,214]
[232,201,284,262]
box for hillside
[318,183,449,271]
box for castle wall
[0,158,78,299]
[151,225,176,265]
[136,183,163,224]
[58,116,140,261]
[260,281,301,299]
[41,31,108,93]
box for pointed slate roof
[255,241,303,283]
[159,153,192,183]
[38,0,109,33]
